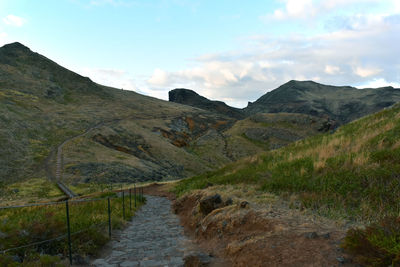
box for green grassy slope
[175,103,400,222]
[175,102,400,265]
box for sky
[0,0,399,107]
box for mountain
[0,43,330,188]
[169,88,245,119]
[3,42,397,191]
[0,42,236,184]
[245,80,400,124]
[169,81,400,126]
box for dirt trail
[91,195,219,267]
[52,121,112,198]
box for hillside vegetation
[0,43,237,186]
[0,190,145,265]
[0,42,331,191]
[174,102,400,265]
[175,103,400,221]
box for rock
[321,232,330,239]
[199,194,222,215]
[184,252,212,267]
[336,257,346,264]
[73,254,88,265]
[305,232,318,239]
[19,229,29,237]
[225,198,233,206]
[12,255,22,263]
[239,201,249,209]
[0,230,7,239]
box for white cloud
[325,65,340,74]
[3,15,26,27]
[265,0,383,21]
[354,66,382,77]
[357,78,400,88]
[393,0,400,12]
[148,68,169,86]
[266,0,316,20]
[143,13,400,107]
[321,0,381,10]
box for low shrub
[342,217,400,266]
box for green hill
[174,102,400,265]
[175,102,400,221]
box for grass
[0,178,64,206]
[173,104,400,265]
[0,191,145,265]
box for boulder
[199,194,222,215]
[239,201,249,209]
[225,198,233,206]
[184,252,212,267]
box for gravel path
[91,195,200,267]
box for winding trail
[91,195,203,267]
[54,125,101,197]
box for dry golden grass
[352,153,369,166]
[314,160,326,170]
[194,184,278,205]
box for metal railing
[0,185,145,265]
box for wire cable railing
[0,185,145,265]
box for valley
[1,42,400,266]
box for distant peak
[169,88,201,102]
[1,42,30,51]
[286,80,317,85]
[170,88,199,95]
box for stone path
[91,195,201,267]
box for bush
[343,217,400,266]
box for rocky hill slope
[173,102,400,266]
[170,80,400,125]
[245,80,400,124]
[169,88,244,119]
[0,42,234,185]
[2,42,398,191]
[0,43,329,188]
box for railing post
[65,200,72,265]
[122,191,125,220]
[129,188,132,211]
[134,184,137,208]
[107,197,111,238]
